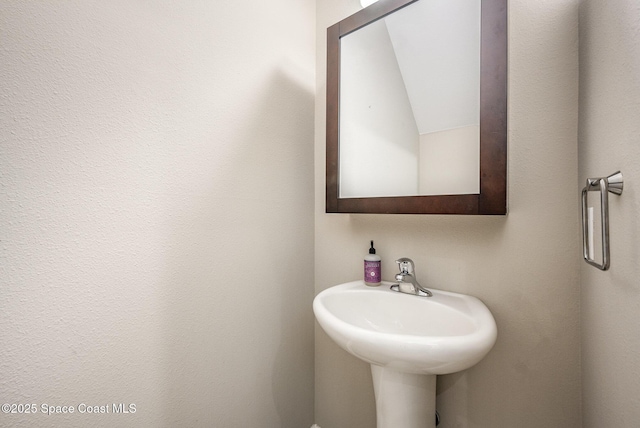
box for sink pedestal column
[371,365,436,428]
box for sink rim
[313,280,498,375]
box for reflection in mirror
[339,0,481,198]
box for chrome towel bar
[581,171,623,270]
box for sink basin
[313,280,497,375]
[314,280,497,428]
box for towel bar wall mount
[581,171,623,271]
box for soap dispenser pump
[364,240,381,286]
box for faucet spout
[393,258,433,297]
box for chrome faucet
[394,258,432,297]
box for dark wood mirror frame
[326,0,507,214]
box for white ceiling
[384,0,481,134]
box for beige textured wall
[0,1,315,426]
[579,0,640,426]
[315,0,581,426]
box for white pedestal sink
[313,280,497,428]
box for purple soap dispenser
[364,240,381,286]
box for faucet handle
[395,258,415,274]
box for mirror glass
[339,0,481,198]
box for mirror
[326,0,507,214]
[340,0,480,198]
